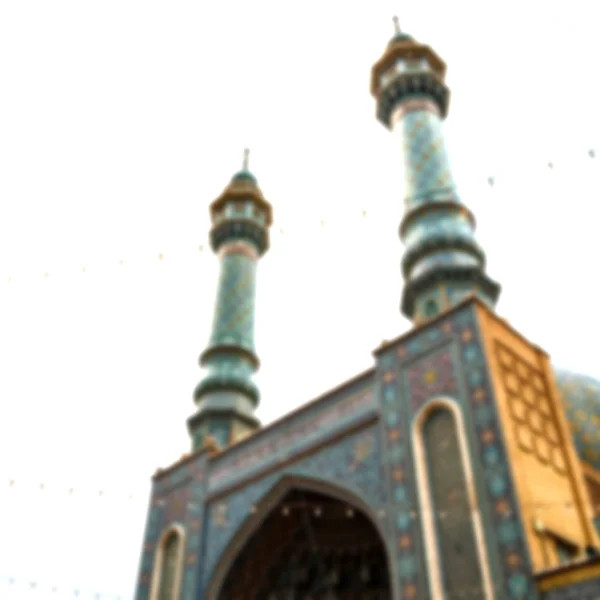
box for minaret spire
[242,147,250,171]
[392,16,401,35]
[187,154,273,451]
[370,24,500,325]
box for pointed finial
[243,148,250,171]
[392,16,401,34]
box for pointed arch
[205,474,397,599]
[412,397,494,600]
[149,523,186,600]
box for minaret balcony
[193,368,260,406]
[401,266,501,317]
[401,234,486,279]
[376,71,450,128]
[209,217,269,255]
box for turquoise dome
[231,170,257,184]
[554,367,600,470]
[388,32,415,45]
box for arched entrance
[215,486,391,599]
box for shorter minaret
[371,18,501,325]
[188,150,272,451]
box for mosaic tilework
[554,368,600,470]
[135,484,165,600]
[200,423,386,597]
[397,109,456,208]
[406,344,457,411]
[541,576,600,600]
[181,462,206,600]
[208,375,375,492]
[209,251,257,352]
[376,303,538,600]
[135,455,209,600]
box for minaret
[371,18,501,325]
[187,150,273,451]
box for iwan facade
[134,20,600,600]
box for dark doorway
[218,489,391,599]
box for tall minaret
[187,150,272,451]
[371,18,500,326]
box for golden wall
[476,305,599,571]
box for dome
[554,367,600,470]
[231,169,257,184]
[388,31,415,45]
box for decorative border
[376,304,538,599]
[208,380,375,491]
[135,455,208,600]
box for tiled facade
[136,300,600,598]
[376,304,536,599]
[137,454,209,600]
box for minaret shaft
[209,241,258,356]
[371,26,501,325]
[188,157,272,452]
[392,100,455,206]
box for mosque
[134,18,600,600]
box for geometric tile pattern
[496,343,568,476]
[376,304,538,600]
[199,423,386,598]
[397,108,456,208]
[554,368,600,470]
[135,456,208,600]
[210,251,257,352]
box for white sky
[0,1,599,597]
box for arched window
[158,532,179,600]
[414,403,493,599]
[151,526,185,600]
[424,299,438,318]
